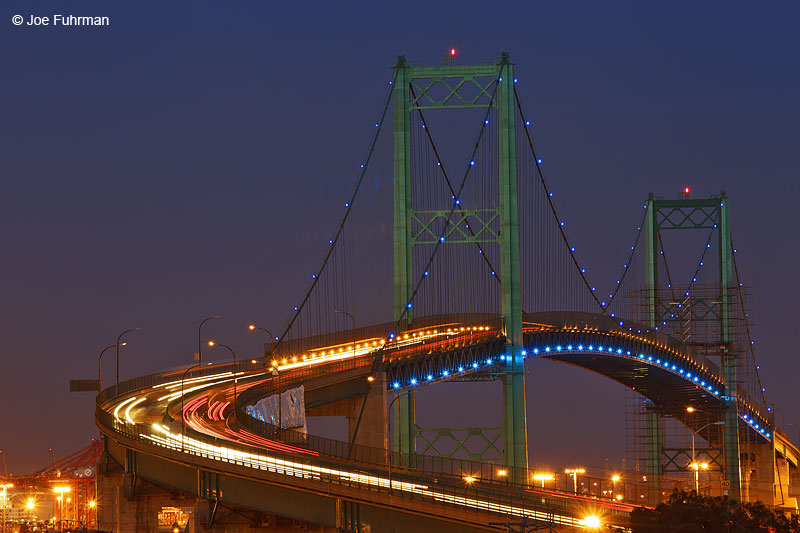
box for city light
[88,500,96,508]
[463,476,476,484]
[497,470,507,477]
[583,515,602,528]
[26,498,34,510]
[53,486,71,494]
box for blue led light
[525,121,530,126]
[556,345,562,351]
[440,236,445,242]
[566,345,572,351]
[427,374,433,381]
[537,158,543,164]
[577,345,583,351]
[521,350,527,356]
[486,358,492,364]
[407,303,412,309]
[470,160,475,166]
[533,348,539,354]
[393,382,400,389]
[472,362,478,368]
[410,378,417,385]
[545,347,551,353]
[458,366,464,372]
[424,271,429,276]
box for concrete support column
[644,404,662,506]
[347,373,387,451]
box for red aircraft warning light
[683,187,690,195]
[450,48,456,56]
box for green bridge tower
[390,53,528,479]
[644,192,740,502]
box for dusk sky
[2,1,798,474]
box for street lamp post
[689,419,725,492]
[334,309,356,362]
[611,474,621,500]
[208,342,238,420]
[248,324,275,371]
[532,473,553,488]
[387,390,410,494]
[564,468,585,495]
[97,344,118,393]
[180,362,203,454]
[115,327,141,388]
[198,315,221,364]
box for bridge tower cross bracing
[390,53,528,477]
[643,191,741,500]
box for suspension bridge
[91,53,797,532]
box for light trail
[124,397,147,425]
[112,396,138,424]
[144,424,593,528]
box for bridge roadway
[96,311,774,531]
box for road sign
[69,379,99,392]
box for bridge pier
[643,402,663,506]
[97,465,193,532]
[307,373,388,452]
[98,451,339,532]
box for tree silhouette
[630,489,800,532]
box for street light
[686,412,725,492]
[115,327,141,388]
[387,390,411,494]
[207,341,238,420]
[565,468,585,495]
[334,309,356,361]
[180,362,203,454]
[98,343,125,393]
[611,474,621,500]
[532,473,554,488]
[198,315,221,364]
[248,324,275,371]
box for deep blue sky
[1,1,798,473]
